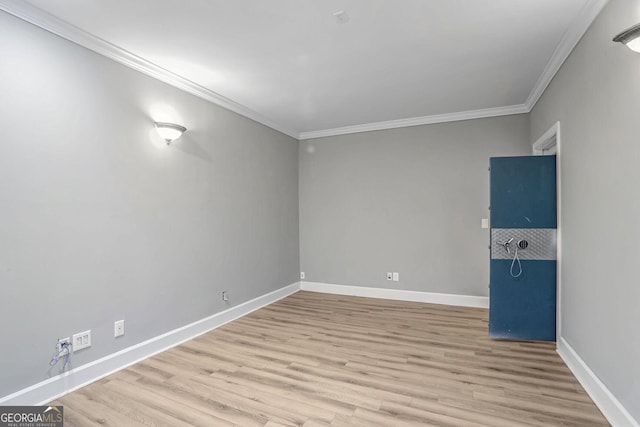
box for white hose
[510,246,523,278]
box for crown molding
[301,0,607,141]
[525,0,609,111]
[1,0,608,141]
[0,0,299,139]
[298,104,528,140]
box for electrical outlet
[114,320,125,338]
[300,272,305,279]
[222,291,229,301]
[72,330,91,352]
[386,272,393,280]
[392,272,399,282]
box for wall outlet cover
[72,330,91,352]
[392,272,399,282]
[300,272,305,279]
[114,320,125,338]
[386,272,393,280]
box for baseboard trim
[0,282,301,406]
[557,337,639,427]
[300,281,488,308]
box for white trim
[0,0,606,141]
[0,282,301,406]
[0,0,299,140]
[298,0,607,141]
[533,121,560,155]
[532,122,562,343]
[300,281,488,308]
[525,0,609,111]
[299,104,528,140]
[557,338,639,427]
[554,124,563,343]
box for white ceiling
[8,0,600,138]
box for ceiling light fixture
[154,122,187,145]
[613,23,640,52]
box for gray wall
[299,115,530,296]
[0,11,299,398]
[530,0,640,420]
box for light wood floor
[52,291,609,426]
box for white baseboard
[0,282,301,406]
[5,280,636,427]
[557,337,639,427]
[300,281,488,308]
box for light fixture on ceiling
[613,23,640,52]
[154,122,187,145]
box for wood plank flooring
[51,291,609,426]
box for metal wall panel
[491,228,557,260]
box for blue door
[489,155,557,341]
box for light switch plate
[481,218,489,229]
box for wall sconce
[613,23,640,52]
[154,122,187,145]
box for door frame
[532,121,561,343]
